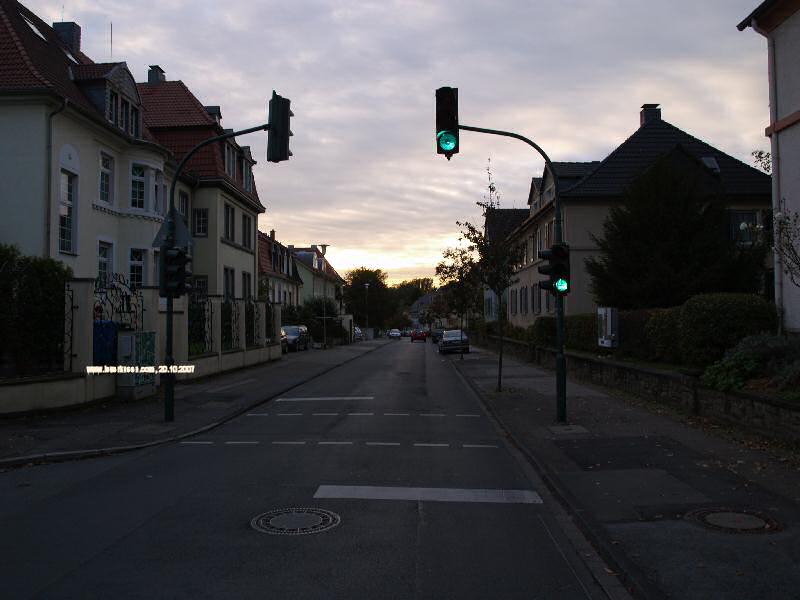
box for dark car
[410,329,426,342]
[438,329,469,354]
[283,325,310,351]
[431,328,445,343]
[280,328,288,354]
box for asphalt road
[1,339,614,599]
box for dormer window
[108,91,118,125]
[242,161,253,192]
[130,107,140,137]
[22,14,47,41]
[121,99,130,132]
[225,144,236,178]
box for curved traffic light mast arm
[458,123,568,423]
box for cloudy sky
[30,0,769,284]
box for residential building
[481,208,529,322]
[739,1,800,334]
[503,104,771,329]
[257,229,302,306]
[292,245,346,315]
[138,68,264,300]
[0,1,173,288]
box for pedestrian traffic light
[267,91,293,162]
[159,247,192,298]
[436,86,459,160]
[538,243,570,295]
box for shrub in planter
[679,294,776,367]
[701,333,800,392]
[645,307,682,364]
[565,314,597,352]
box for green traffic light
[555,278,569,293]
[437,130,457,152]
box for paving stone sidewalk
[453,346,800,600]
[0,340,391,468]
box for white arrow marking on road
[314,485,543,504]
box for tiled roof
[551,161,600,179]
[138,81,218,128]
[561,118,770,197]
[484,208,529,242]
[293,248,345,283]
[258,230,302,283]
[71,62,119,81]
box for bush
[617,309,657,359]
[701,334,800,392]
[679,294,776,367]
[645,307,682,363]
[529,317,556,347]
[565,314,597,352]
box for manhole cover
[686,508,781,534]
[251,508,341,536]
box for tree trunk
[497,304,504,392]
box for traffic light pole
[162,122,269,422]
[458,124,567,423]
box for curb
[450,352,667,600]
[0,342,391,470]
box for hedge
[645,307,682,364]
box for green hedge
[616,309,656,359]
[645,307,682,364]
[529,317,556,347]
[679,294,776,367]
[565,314,597,352]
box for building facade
[257,229,303,306]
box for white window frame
[224,204,235,241]
[193,208,208,236]
[98,240,114,286]
[99,153,114,204]
[129,248,146,289]
[131,163,146,209]
[225,144,236,178]
[178,190,189,222]
[59,169,77,253]
[242,214,252,249]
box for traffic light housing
[538,243,570,295]
[267,90,293,162]
[159,246,192,298]
[435,86,459,160]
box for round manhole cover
[251,508,341,536]
[686,508,781,534]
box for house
[481,207,528,322]
[292,245,346,314]
[138,67,264,300]
[0,1,173,288]
[257,229,303,306]
[739,0,800,335]
[503,104,772,329]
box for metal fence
[188,296,214,357]
[221,299,241,351]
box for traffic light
[267,90,293,162]
[159,247,192,298]
[538,243,570,295]
[435,86,459,160]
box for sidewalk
[452,346,800,600]
[0,340,391,469]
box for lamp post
[364,282,370,335]
[319,244,329,349]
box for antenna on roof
[61,4,64,21]
[110,22,113,61]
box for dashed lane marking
[420,413,446,417]
[318,441,353,445]
[384,413,410,416]
[225,441,260,445]
[271,441,306,445]
[413,443,450,447]
[277,413,303,416]
[348,412,374,416]
[180,441,214,445]
[462,444,499,448]
[205,379,257,394]
[365,442,401,446]
[456,414,481,418]
[314,485,543,504]
[312,412,339,416]
[276,396,375,402]
[246,413,270,417]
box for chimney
[270,229,275,241]
[311,244,318,253]
[53,22,81,54]
[640,103,661,127]
[147,65,166,84]
[287,244,294,253]
[205,106,222,124]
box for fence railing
[221,299,241,351]
[188,296,214,357]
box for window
[242,161,253,192]
[129,248,145,289]
[98,241,113,285]
[242,272,252,300]
[521,286,528,315]
[242,214,252,249]
[545,289,552,313]
[59,170,76,252]
[225,144,236,178]
[192,208,208,236]
[131,164,145,209]
[22,14,47,40]
[536,227,543,260]
[178,191,189,222]
[109,91,118,125]
[224,204,235,241]
[130,107,140,137]
[121,99,130,132]
[534,284,541,314]
[193,275,208,298]
[153,172,164,215]
[730,210,758,244]
[99,154,113,204]
[224,267,235,300]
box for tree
[343,267,390,328]
[456,162,524,390]
[436,246,480,359]
[585,151,768,309]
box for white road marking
[456,414,481,418]
[180,441,213,445]
[348,412,374,416]
[246,413,270,417]
[462,444,499,449]
[420,413,446,417]
[205,378,257,394]
[276,396,375,402]
[312,412,339,416]
[314,485,543,504]
[413,443,450,447]
[366,442,401,446]
[384,412,410,416]
[277,413,303,416]
[224,441,260,445]
[318,441,353,445]
[271,441,306,445]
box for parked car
[410,329,426,342]
[280,328,288,354]
[431,328,445,343]
[283,325,310,351]
[388,328,402,339]
[438,329,469,354]
[353,326,364,342]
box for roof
[257,230,302,284]
[737,0,796,30]
[293,248,345,284]
[71,62,120,81]
[138,81,218,128]
[484,208,529,242]
[559,117,770,198]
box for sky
[28,0,770,284]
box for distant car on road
[283,325,310,351]
[431,328,445,343]
[401,328,411,337]
[353,326,364,342]
[388,328,401,339]
[410,329,426,342]
[280,328,288,354]
[438,329,469,354]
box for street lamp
[364,282,370,335]
[319,244,329,349]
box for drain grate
[251,508,341,536]
[686,508,781,534]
